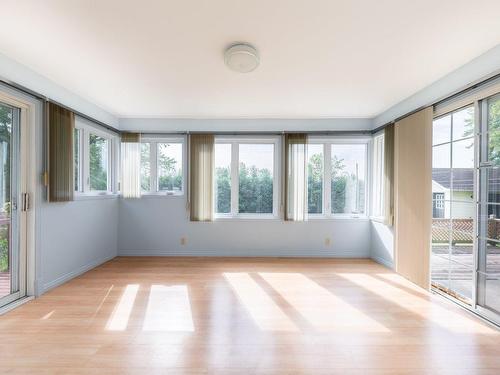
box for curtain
[47,102,75,202]
[284,133,308,221]
[121,132,141,198]
[383,123,395,226]
[189,134,214,221]
[394,107,432,290]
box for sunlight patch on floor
[259,272,389,333]
[142,285,194,332]
[224,272,298,332]
[106,284,139,331]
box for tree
[307,153,323,213]
[89,134,108,190]
[157,144,182,191]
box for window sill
[138,192,185,198]
[214,214,280,221]
[369,216,386,223]
[308,214,369,221]
[74,193,118,201]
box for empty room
[0,0,500,374]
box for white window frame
[370,131,385,220]
[140,135,186,197]
[214,135,280,219]
[307,136,369,219]
[74,117,119,198]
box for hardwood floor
[1,257,500,374]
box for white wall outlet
[324,237,331,247]
[180,237,187,246]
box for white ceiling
[0,0,499,119]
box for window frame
[140,135,186,197]
[214,135,281,220]
[307,136,370,220]
[370,131,385,220]
[74,117,119,198]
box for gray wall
[370,221,394,268]
[118,197,370,258]
[40,198,118,293]
[0,55,120,296]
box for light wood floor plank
[1,257,499,374]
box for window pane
[433,114,451,145]
[307,144,323,214]
[89,133,108,191]
[215,143,231,214]
[74,128,81,192]
[452,106,474,141]
[157,143,182,193]
[487,96,500,166]
[140,143,151,192]
[331,144,366,214]
[238,144,274,214]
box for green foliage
[0,226,8,272]
[215,163,273,214]
[307,153,323,214]
[239,163,273,213]
[487,98,500,164]
[0,104,11,200]
[89,134,108,190]
[140,143,151,191]
[215,167,231,213]
[158,145,182,191]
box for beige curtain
[121,132,141,198]
[189,134,214,221]
[383,124,395,226]
[284,133,308,221]
[394,107,433,290]
[47,102,75,202]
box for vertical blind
[394,107,432,290]
[189,134,214,221]
[284,133,308,221]
[121,132,141,198]
[383,124,395,226]
[47,102,75,202]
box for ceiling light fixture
[224,43,259,73]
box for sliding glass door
[431,87,500,325]
[477,94,500,320]
[431,105,475,304]
[0,101,24,308]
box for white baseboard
[42,253,116,293]
[118,249,370,258]
[371,254,394,269]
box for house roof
[432,168,473,192]
[432,168,500,194]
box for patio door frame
[432,79,500,325]
[0,87,37,312]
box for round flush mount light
[224,43,259,73]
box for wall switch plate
[324,237,331,246]
[180,237,187,246]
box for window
[307,144,324,214]
[74,128,82,192]
[307,138,368,218]
[371,133,385,218]
[89,133,109,191]
[331,144,366,215]
[74,117,118,196]
[140,137,185,195]
[214,137,279,218]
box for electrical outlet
[180,237,187,246]
[324,237,331,247]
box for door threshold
[431,287,500,330]
[0,296,34,315]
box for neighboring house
[432,168,474,219]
